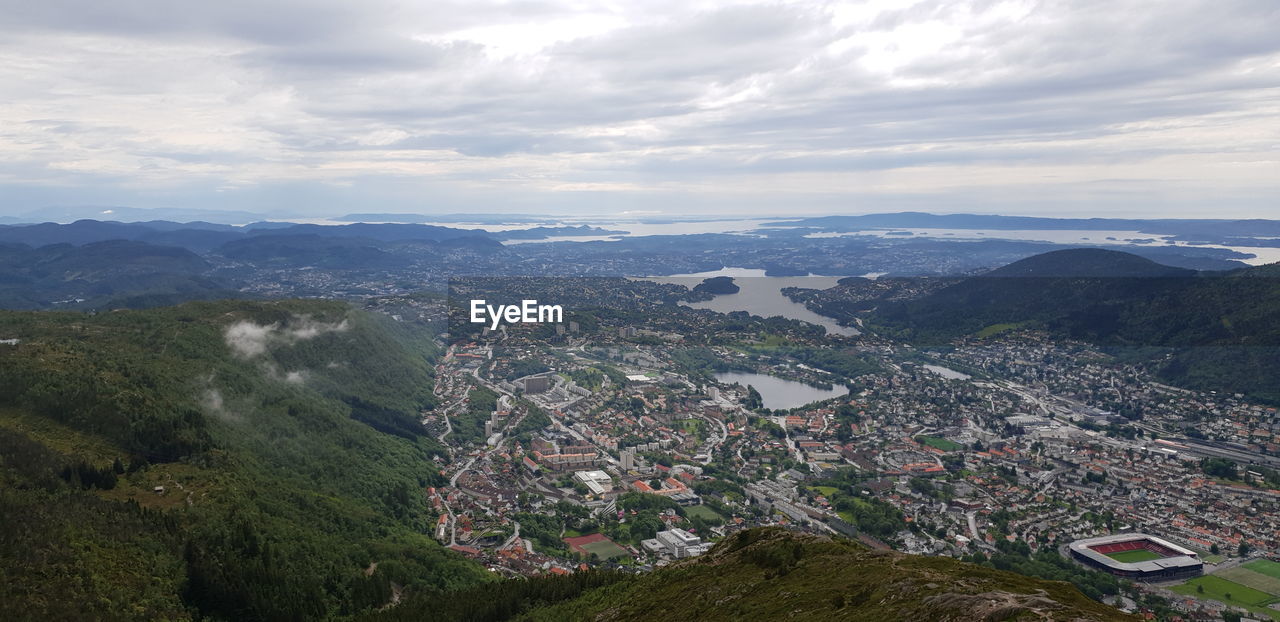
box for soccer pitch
[1105,550,1162,563]
[916,435,963,451]
[684,505,722,522]
[580,539,629,560]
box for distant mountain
[13,205,270,224]
[217,234,400,268]
[772,212,1280,239]
[982,248,1195,278]
[1113,247,1248,272]
[0,240,227,309]
[0,219,494,250]
[336,212,557,224]
[136,228,245,252]
[28,239,210,275]
[130,220,241,232]
[252,222,493,242]
[0,219,163,246]
[0,219,246,251]
[369,528,1132,622]
[867,248,1280,402]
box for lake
[642,268,859,336]
[715,371,849,410]
[922,364,971,380]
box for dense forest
[0,300,488,620]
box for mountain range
[771,212,1280,243]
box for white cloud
[223,316,349,358]
[223,320,276,358]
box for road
[501,521,522,550]
[441,360,540,545]
[436,402,457,445]
[695,411,729,465]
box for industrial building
[642,529,712,559]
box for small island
[692,275,740,295]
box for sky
[1,0,1278,220]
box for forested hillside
[0,300,489,621]
[867,249,1280,403]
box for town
[379,279,1280,622]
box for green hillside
[868,249,1280,403]
[0,300,489,621]
[981,248,1195,278]
[361,528,1133,622]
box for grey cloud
[1,0,1278,218]
[554,4,836,82]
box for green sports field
[1105,550,1163,563]
[915,435,963,451]
[580,539,629,560]
[684,505,722,522]
[1172,574,1280,621]
[1245,560,1280,580]
[1217,565,1280,596]
[1172,575,1272,606]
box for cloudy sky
[1,0,1278,220]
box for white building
[655,529,710,558]
[573,470,614,496]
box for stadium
[1068,534,1204,581]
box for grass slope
[522,528,1133,622]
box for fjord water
[714,371,850,410]
[645,268,859,336]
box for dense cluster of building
[415,305,1279,620]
